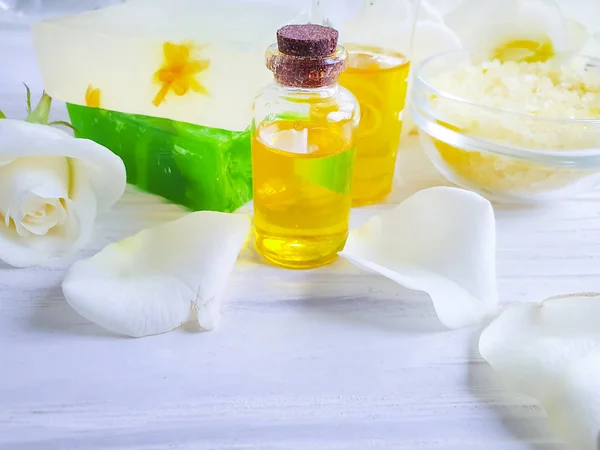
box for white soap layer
[32,0,310,131]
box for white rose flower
[0,91,126,267]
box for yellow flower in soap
[152,41,210,107]
[444,0,589,62]
[85,85,101,108]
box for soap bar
[67,103,252,212]
[32,0,310,212]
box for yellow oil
[492,36,555,63]
[339,45,411,206]
[252,120,355,269]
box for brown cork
[268,56,346,88]
[267,24,346,88]
[276,24,338,57]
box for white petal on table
[340,187,497,329]
[480,293,600,450]
[62,211,251,338]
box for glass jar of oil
[339,45,410,205]
[251,24,359,269]
[314,0,417,206]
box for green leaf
[0,110,5,119]
[49,120,78,133]
[23,82,32,113]
[25,91,52,125]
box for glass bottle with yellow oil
[251,24,360,269]
[313,0,416,206]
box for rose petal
[556,0,600,50]
[443,0,581,58]
[19,197,68,236]
[565,18,592,55]
[0,120,125,267]
[0,156,80,266]
[0,120,125,214]
[339,187,497,328]
[0,156,70,236]
[444,0,517,51]
[62,211,250,337]
[422,0,464,16]
[63,158,99,259]
[479,293,600,450]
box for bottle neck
[274,77,340,91]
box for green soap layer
[67,103,253,212]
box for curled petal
[340,187,497,329]
[480,293,600,450]
[62,211,250,337]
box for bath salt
[430,59,600,150]
[421,59,600,198]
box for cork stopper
[267,24,347,88]
[276,24,339,57]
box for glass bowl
[410,50,600,203]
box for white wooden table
[3,24,600,450]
